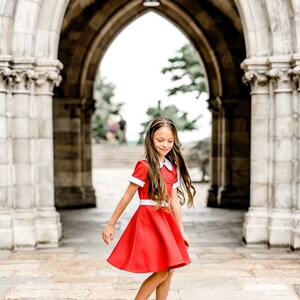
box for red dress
[107,159,191,273]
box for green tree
[161,43,207,99]
[138,100,201,144]
[92,74,123,141]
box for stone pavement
[1,168,300,299]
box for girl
[102,116,196,300]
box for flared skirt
[107,205,191,273]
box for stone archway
[0,0,299,250]
[54,0,250,212]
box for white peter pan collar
[159,158,172,171]
[143,157,173,171]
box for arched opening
[53,0,250,212]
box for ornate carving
[11,69,38,94]
[0,67,62,95]
[292,66,300,91]
[242,70,269,94]
[0,67,13,92]
[35,71,62,95]
[267,68,293,92]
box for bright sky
[100,12,211,145]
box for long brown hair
[144,116,196,208]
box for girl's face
[153,126,174,161]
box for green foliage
[138,100,201,144]
[92,74,123,141]
[161,44,207,99]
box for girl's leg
[135,270,169,300]
[156,269,174,300]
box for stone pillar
[217,100,236,205]
[291,54,300,249]
[242,58,270,244]
[267,57,294,247]
[53,97,96,208]
[216,98,250,209]
[0,57,14,249]
[0,57,62,250]
[207,97,221,207]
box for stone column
[217,100,236,206]
[0,57,62,249]
[241,58,270,244]
[216,97,250,209]
[207,97,221,207]
[291,54,300,249]
[53,97,96,208]
[33,60,63,248]
[0,57,14,249]
[267,57,294,247]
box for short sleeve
[172,168,179,189]
[129,160,148,187]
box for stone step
[92,144,192,168]
[92,144,144,168]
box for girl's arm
[102,182,139,245]
[170,188,190,248]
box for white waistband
[140,199,168,207]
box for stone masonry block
[251,117,269,139]
[274,139,293,161]
[0,118,7,138]
[35,139,53,164]
[274,161,292,183]
[30,96,52,119]
[275,94,292,116]
[36,164,54,184]
[250,183,268,206]
[13,164,33,185]
[36,183,54,207]
[251,160,269,183]
[31,118,53,139]
[275,116,292,137]
[14,186,34,209]
[0,187,7,207]
[274,183,293,208]
[0,94,5,116]
[13,139,30,163]
[251,140,268,160]
[0,164,8,186]
[251,94,270,116]
[0,139,7,164]
[12,118,30,138]
[12,95,29,117]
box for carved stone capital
[0,67,13,92]
[207,97,221,116]
[292,66,300,91]
[242,70,269,95]
[34,70,62,95]
[11,69,38,94]
[0,58,63,95]
[267,68,293,92]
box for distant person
[106,115,117,143]
[102,116,196,299]
[118,115,127,145]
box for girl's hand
[181,232,190,248]
[102,224,114,245]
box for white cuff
[129,176,145,187]
[172,182,179,189]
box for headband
[150,119,175,129]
